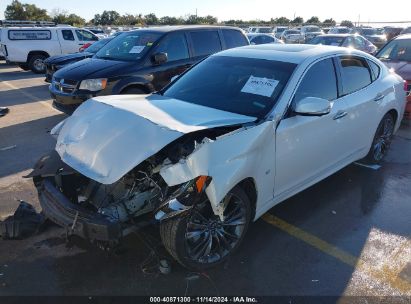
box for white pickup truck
[0,26,98,73]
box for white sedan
[30,44,406,270]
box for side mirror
[152,52,168,65]
[293,97,331,116]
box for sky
[0,0,410,24]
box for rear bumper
[38,179,123,241]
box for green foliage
[305,16,320,24]
[323,18,336,26]
[291,16,304,24]
[340,20,354,27]
[5,0,50,21]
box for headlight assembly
[79,78,107,91]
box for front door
[149,32,193,91]
[274,58,352,197]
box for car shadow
[0,114,66,179]
[0,85,51,107]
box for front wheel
[160,186,251,270]
[364,113,395,164]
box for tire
[121,87,146,94]
[364,113,395,164]
[160,185,251,270]
[18,63,30,71]
[28,54,47,74]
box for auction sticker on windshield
[241,76,279,97]
[129,46,145,53]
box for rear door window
[190,30,222,57]
[294,58,338,102]
[62,30,75,41]
[367,60,380,81]
[153,32,189,62]
[222,29,248,48]
[338,56,372,95]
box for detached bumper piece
[38,180,122,241]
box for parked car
[301,25,324,42]
[400,27,411,35]
[351,27,387,48]
[44,37,113,82]
[31,44,405,270]
[376,34,411,119]
[273,26,288,38]
[0,26,98,73]
[281,29,305,44]
[328,26,350,34]
[88,28,108,39]
[50,26,249,113]
[247,33,283,45]
[384,26,404,41]
[247,26,273,33]
[309,34,377,54]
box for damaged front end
[28,136,216,243]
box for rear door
[58,29,80,54]
[275,57,353,197]
[334,55,382,153]
[149,31,193,91]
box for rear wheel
[160,186,251,270]
[364,113,395,164]
[28,54,47,74]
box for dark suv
[50,26,249,113]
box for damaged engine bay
[30,125,240,243]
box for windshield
[337,28,350,33]
[361,28,378,35]
[257,28,272,33]
[310,36,344,46]
[163,56,296,118]
[95,31,162,61]
[285,30,300,35]
[306,27,321,32]
[86,38,112,53]
[376,39,411,62]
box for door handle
[374,93,385,101]
[333,111,348,120]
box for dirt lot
[0,62,410,299]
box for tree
[291,16,304,25]
[305,16,320,24]
[5,0,50,21]
[323,18,336,26]
[340,20,354,28]
[272,17,290,25]
[144,13,158,25]
[99,10,120,25]
[159,16,181,25]
[51,9,84,26]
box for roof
[315,34,355,38]
[246,33,275,37]
[129,25,241,33]
[214,43,363,64]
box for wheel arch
[27,50,50,62]
[120,83,151,94]
[235,177,258,221]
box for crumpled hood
[55,94,256,184]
